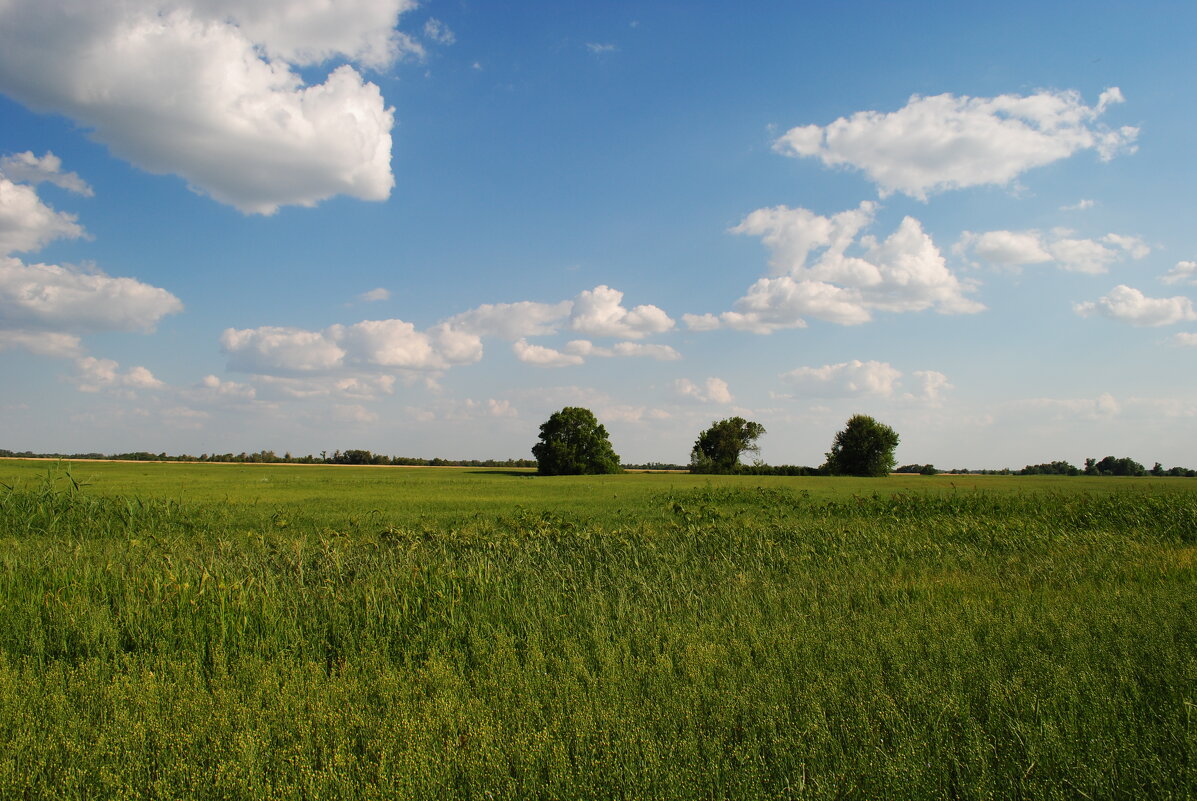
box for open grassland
[0,460,1194,799]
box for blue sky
[1,0,1195,468]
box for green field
[0,459,1194,799]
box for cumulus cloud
[773,88,1137,199]
[694,203,981,332]
[564,340,681,361]
[568,285,674,339]
[74,356,164,393]
[1,257,183,334]
[0,151,93,196]
[0,175,87,255]
[781,360,903,397]
[779,360,951,404]
[1060,199,1095,212]
[0,0,412,214]
[1075,285,1197,327]
[0,153,183,358]
[512,339,584,368]
[674,377,734,404]
[0,329,82,357]
[443,300,572,340]
[1172,332,1197,347]
[221,316,482,375]
[958,228,1150,273]
[1161,261,1197,286]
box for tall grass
[0,471,1193,798]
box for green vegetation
[531,407,622,476]
[823,414,901,477]
[690,417,766,472]
[0,460,1193,799]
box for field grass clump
[0,464,1193,799]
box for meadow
[0,459,1193,799]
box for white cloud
[423,18,455,46]
[0,175,87,255]
[781,360,903,398]
[702,203,981,332]
[221,326,345,373]
[586,43,617,54]
[195,374,256,401]
[0,151,93,196]
[911,370,952,404]
[959,228,1150,273]
[75,356,164,393]
[960,230,1052,266]
[1161,261,1197,286]
[674,377,734,404]
[773,88,1137,199]
[358,287,390,302]
[778,360,951,405]
[444,300,572,340]
[221,316,482,375]
[333,319,479,370]
[0,257,183,334]
[0,0,410,214]
[611,342,681,360]
[564,340,681,361]
[1060,199,1095,212]
[568,285,674,339]
[512,339,584,368]
[0,329,82,357]
[1172,332,1197,347]
[1075,285,1197,327]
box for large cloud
[688,203,981,332]
[221,317,483,375]
[1075,285,1196,327]
[443,300,573,340]
[0,0,410,214]
[773,88,1137,199]
[959,228,1149,274]
[1,257,183,334]
[0,154,183,357]
[568,285,674,339]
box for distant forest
[1,449,1193,476]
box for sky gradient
[1,1,1194,468]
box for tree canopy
[690,417,766,473]
[531,407,622,476]
[823,414,900,477]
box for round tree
[690,417,766,473]
[823,414,900,477]
[531,407,622,476]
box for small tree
[823,414,900,477]
[690,417,766,473]
[532,407,622,476]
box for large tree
[531,407,622,476]
[690,417,766,473]
[823,414,900,477]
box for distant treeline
[902,456,1196,478]
[0,448,536,469]
[2,449,1193,476]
